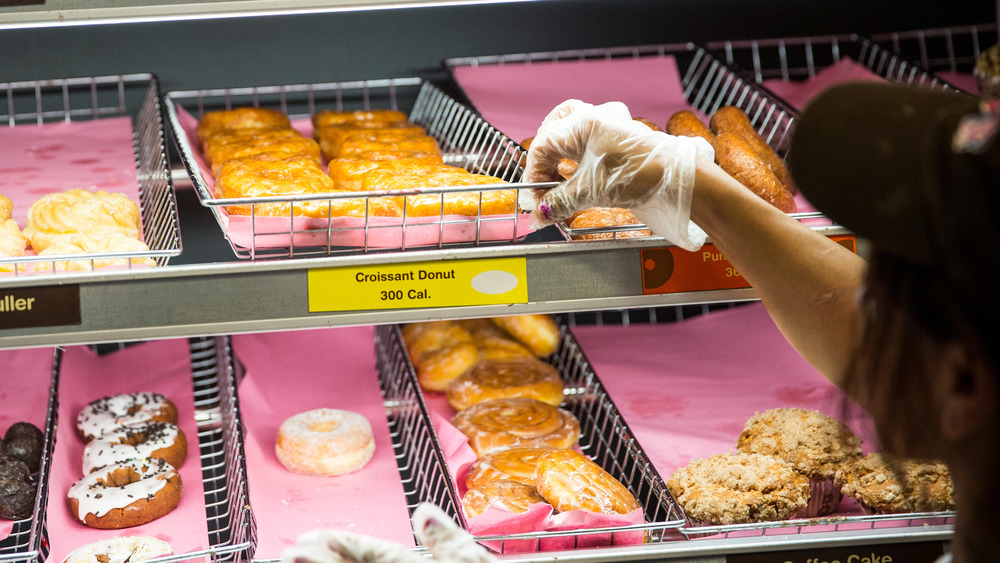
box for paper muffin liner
[803,476,842,517]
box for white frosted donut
[67,457,182,529]
[63,536,172,563]
[76,392,178,442]
[275,408,376,477]
[82,421,188,474]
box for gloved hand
[523,99,715,251]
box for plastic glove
[523,100,714,251]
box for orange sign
[641,235,857,295]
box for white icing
[76,392,171,440]
[62,536,172,563]
[82,422,180,474]
[67,458,175,519]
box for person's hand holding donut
[523,99,714,250]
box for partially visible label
[726,539,946,563]
[0,285,81,330]
[641,235,857,295]
[308,257,528,312]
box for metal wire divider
[446,42,801,242]
[868,22,998,78]
[0,74,182,276]
[708,33,957,101]
[375,322,686,555]
[185,336,256,563]
[0,348,58,563]
[165,79,535,260]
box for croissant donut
[402,321,481,392]
[712,132,796,213]
[450,397,580,457]
[666,110,715,145]
[446,357,565,411]
[710,106,794,192]
[465,446,556,490]
[568,207,650,240]
[462,479,548,518]
[488,314,561,357]
[458,318,534,361]
[534,449,641,515]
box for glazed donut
[446,357,565,411]
[76,392,179,442]
[712,132,796,213]
[67,457,182,529]
[666,110,715,145]
[488,314,561,357]
[196,107,292,146]
[462,479,548,518]
[709,105,794,192]
[311,108,410,130]
[450,397,580,457]
[402,321,481,393]
[63,536,173,563]
[459,319,534,361]
[82,421,188,474]
[568,207,651,240]
[275,408,375,477]
[464,446,555,490]
[534,449,641,515]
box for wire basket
[708,33,959,106]
[0,350,57,563]
[374,321,686,555]
[165,79,537,260]
[445,42,808,242]
[0,74,181,276]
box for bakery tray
[0,74,182,277]
[165,78,540,261]
[707,33,959,100]
[444,42,815,242]
[0,350,57,563]
[374,321,686,555]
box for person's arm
[690,157,867,387]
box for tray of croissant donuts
[378,314,686,553]
[165,78,535,259]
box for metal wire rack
[869,22,998,82]
[445,42,807,242]
[166,79,541,260]
[0,349,57,563]
[374,321,687,555]
[0,74,182,276]
[707,33,958,105]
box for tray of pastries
[0,74,181,276]
[165,78,538,260]
[374,315,685,555]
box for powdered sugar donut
[82,421,187,474]
[67,457,182,529]
[63,536,172,563]
[275,409,375,477]
[76,392,179,442]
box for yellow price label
[308,257,528,312]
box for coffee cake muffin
[736,408,863,516]
[835,452,955,514]
[667,452,810,525]
[974,43,1000,100]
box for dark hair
[844,248,997,458]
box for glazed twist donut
[709,105,795,192]
[67,457,182,529]
[450,397,580,457]
[712,132,796,213]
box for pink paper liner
[762,57,885,111]
[230,328,415,559]
[0,347,55,540]
[0,116,151,276]
[425,395,645,553]
[570,303,880,528]
[172,106,535,251]
[46,340,209,563]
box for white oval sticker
[471,270,519,295]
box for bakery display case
[0,1,995,561]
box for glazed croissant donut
[23,189,142,253]
[446,357,565,411]
[712,132,796,213]
[534,449,641,515]
[450,397,580,457]
[402,320,481,392]
[464,446,556,490]
[488,314,561,357]
[459,318,534,361]
[710,105,794,192]
[462,479,548,518]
